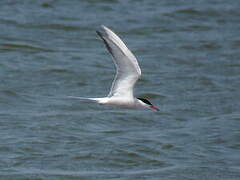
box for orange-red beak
[150,105,159,111]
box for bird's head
[137,98,159,111]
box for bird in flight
[69,25,159,111]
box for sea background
[0,0,240,179]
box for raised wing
[96,25,141,98]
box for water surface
[0,0,240,179]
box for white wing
[97,25,141,98]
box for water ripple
[1,0,240,179]
[0,42,55,52]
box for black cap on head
[137,98,152,106]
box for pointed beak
[150,105,159,111]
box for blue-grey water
[0,0,240,179]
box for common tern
[69,25,159,111]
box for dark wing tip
[96,30,113,56]
[96,30,102,38]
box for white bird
[69,25,159,111]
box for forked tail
[67,96,101,102]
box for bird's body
[71,97,147,109]
[69,25,159,111]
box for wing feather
[97,25,141,98]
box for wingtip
[100,25,107,29]
[96,25,107,37]
[96,30,102,37]
[100,25,112,34]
